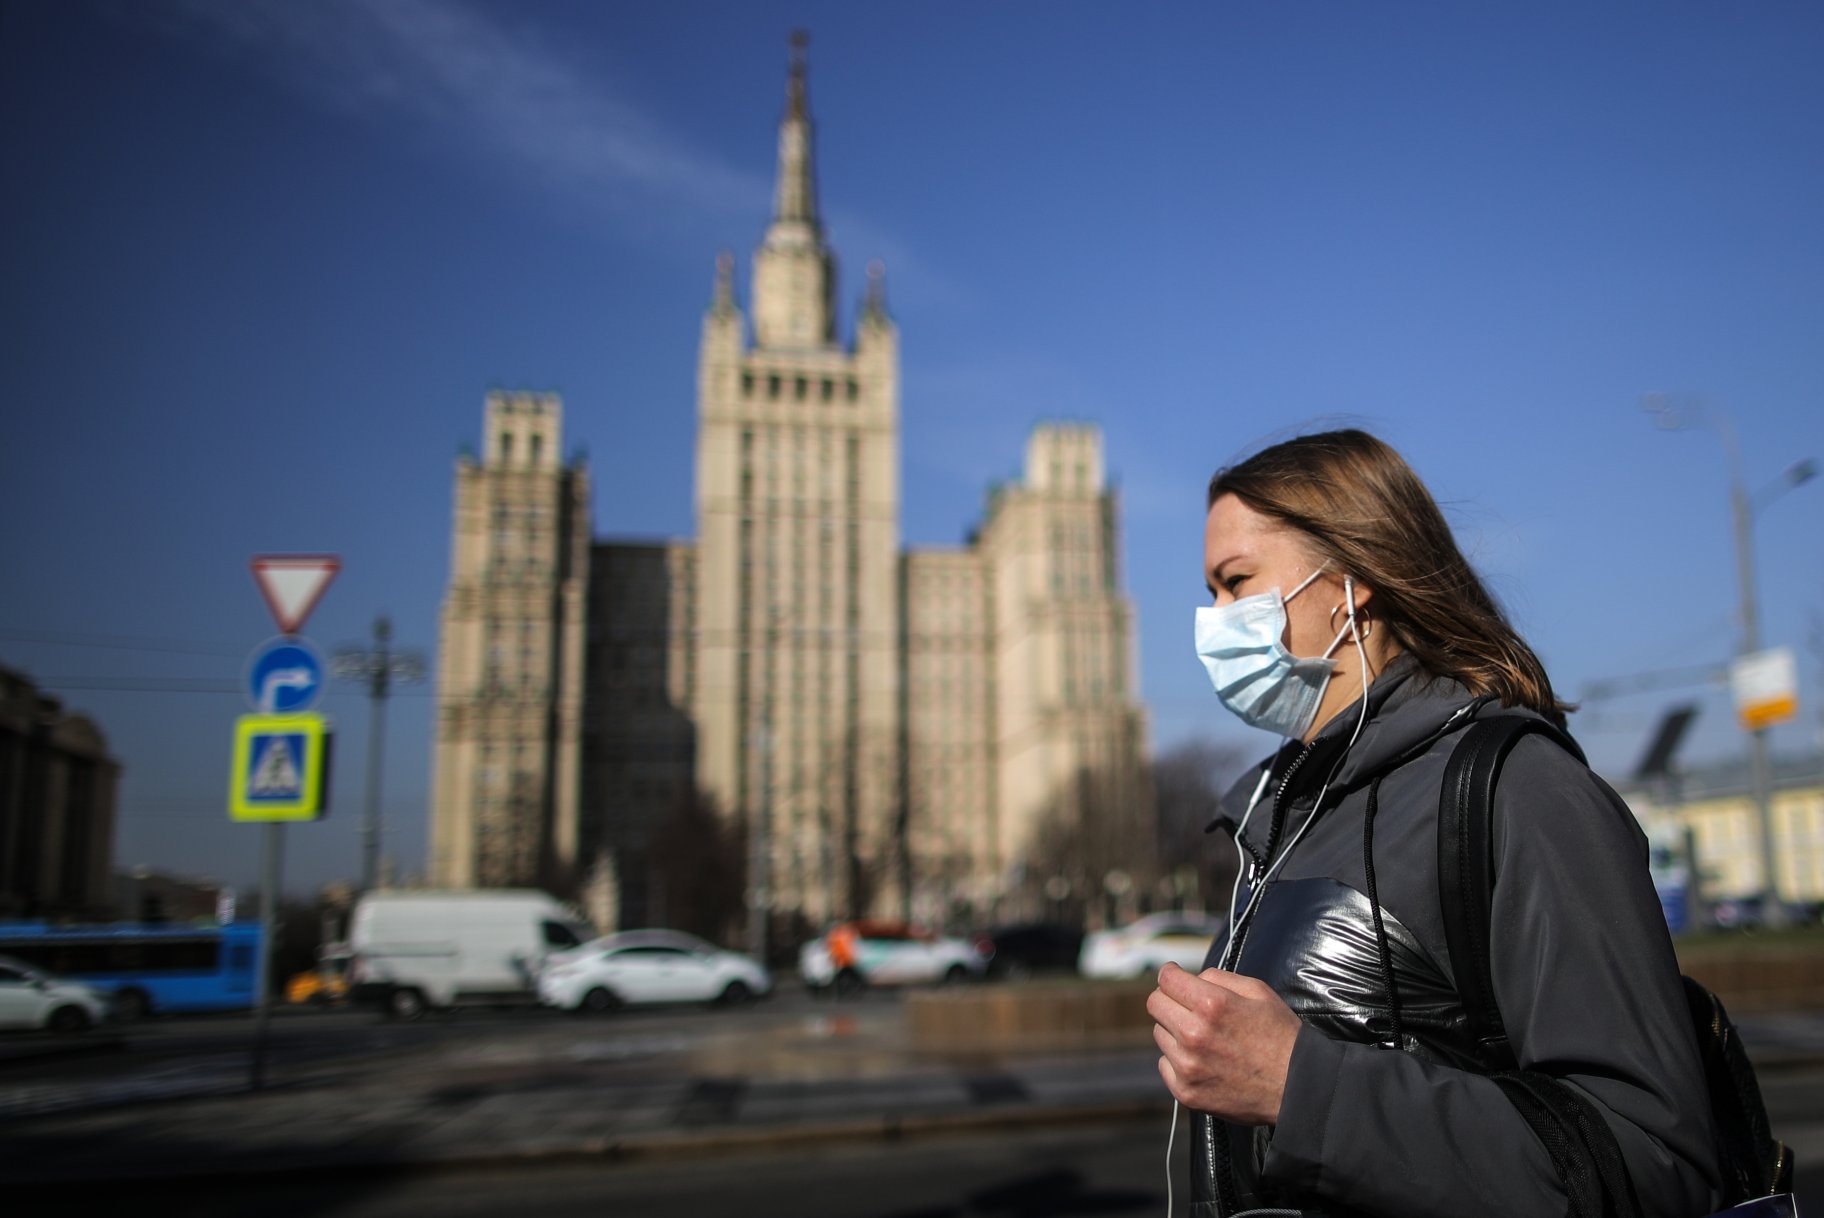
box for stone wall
[906,980,1156,1052]
[1677,943,1824,1013]
[906,945,1824,1051]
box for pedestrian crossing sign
[230,713,331,821]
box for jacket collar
[1213,654,1483,832]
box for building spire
[786,29,809,121]
[711,250,736,316]
[772,30,819,228]
[752,31,835,349]
[861,259,889,324]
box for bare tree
[649,786,747,946]
[1152,737,1252,912]
[1022,761,1161,928]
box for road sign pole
[250,821,285,1091]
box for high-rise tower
[902,424,1148,925]
[427,36,1151,939]
[693,34,902,923]
[427,392,590,891]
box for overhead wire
[0,626,245,658]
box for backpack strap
[1491,1072,1644,1218]
[1437,713,1644,1218]
[1683,976,1796,1200]
[1437,713,1579,1068]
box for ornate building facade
[427,393,590,891]
[428,40,1149,932]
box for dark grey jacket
[1188,658,1720,1218]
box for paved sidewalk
[0,1008,1170,1186]
[4,1007,1821,1187]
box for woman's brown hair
[1207,429,1569,718]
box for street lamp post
[333,616,426,892]
[1647,397,1816,928]
[745,611,781,964]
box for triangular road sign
[251,554,341,636]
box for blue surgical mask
[1194,568,1352,738]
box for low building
[0,665,120,920]
[1619,752,1824,907]
[111,866,228,925]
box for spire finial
[712,250,735,314]
[786,30,810,120]
[770,29,819,226]
[862,259,889,323]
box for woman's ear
[1329,575,1375,630]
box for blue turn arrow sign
[245,638,326,714]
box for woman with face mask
[1150,430,1720,1217]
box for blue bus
[0,922,261,1019]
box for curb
[0,1031,128,1069]
[9,1096,1178,1189]
[1746,1049,1824,1073]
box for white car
[1078,912,1224,979]
[541,927,716,974]
[0,955,109,1031]
[799,921,989,994]
[537,934,771,1013]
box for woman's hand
[1148,962,1302,1126]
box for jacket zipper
[1228,737,1320,968]
[1210,699,1492,1216]
[1214,735,1321,1218]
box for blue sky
[3,1,1821,896]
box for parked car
[799,920,989,994]
[977,922,1085,979]
[348,890,594,1019]
[540,927,719,974]
[285,942,352,1006]
[0,954,110,1032]
[1078,912,1223,979]
[538,936,770,1013]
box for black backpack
[1438,714,1795,1217]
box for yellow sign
[229,713,331,822]
[1732,648,1799,732]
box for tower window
[500,433,513,463]
[742,372,755,397]
[847,379,860,402]
[795,376,808,401]
[768,374,781,400]
[821,378,834,402]
[531,434,543,465]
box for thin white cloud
[823,206,968,314]
[156,0,767,217]
[149,0,967,302]
[905,351,1106,481]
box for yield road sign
[251,554,340,636]
[230,713,332,822]
[246,637,325,714]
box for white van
[348,890,592,1019]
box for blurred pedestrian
[1152,429,1718,1216]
